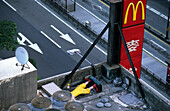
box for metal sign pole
[107,0,122,66]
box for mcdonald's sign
[120,0,147,78]
[122,0,147,28]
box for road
[0,0,107,79]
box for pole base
[102,63,120,81]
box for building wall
[0,57,37,110]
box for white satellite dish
[15,47,30,70]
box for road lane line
[145,23,166,37]
[51,25,76,45]
[40,31,61,48]
[150,40,166,51]
[145,29,170,46]
[35,0,107,55]
[146,5,168,20]
[2,0,16,11]
[98,0,109,8]
[50,25,64,35]
[143,48,167,67]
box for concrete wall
[0,57,37,110]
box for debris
[113,77,122,87]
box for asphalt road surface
[0,0,107,79]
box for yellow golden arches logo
[124,1,145,24]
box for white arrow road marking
[2,0,16,11]
[50,25,76,45]
[35,0,107,55]
[40,31,61,48]
[18,32,43,54]
[50,25,64,35]
[28,43,43,54]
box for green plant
[0,20,19,51]
[29,58,40,80]
[29,58,37,68]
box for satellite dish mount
[16,63,30,71]
[15,47,30,70]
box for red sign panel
[120,24,144,60]
[120,0,147,78]
[120,56,142,78]
[122,0,147,28]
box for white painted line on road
[51,25,64,35]
[143,48,167,66]
[2,0,16,11]
[150,40,166,51]
[146,5,169,21]
[51,25,76,45]
[40,31,61,48]
[35,0,107,55]
[76,2,107,25]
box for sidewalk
[69,1,109,42]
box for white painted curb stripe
[2,0,16,11]
[146,5,169,21]
[143,48,167,66]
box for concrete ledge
[37,62,104,88]
[0,57,37,109]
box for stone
[113,77,122,87]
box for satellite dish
[15,47,30,70]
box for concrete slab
[0,57,36,81]
[42,82,61,96]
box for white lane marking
[18,32,43,54]
[76,2,107,25]
[50,25,76,45]
[143,48,167,66]
[40,31,61,48]
[51,25,64,35]
[150,40,166,51]
[35,0,107,55]
[2,0,16,11]
[146,5,169,21]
